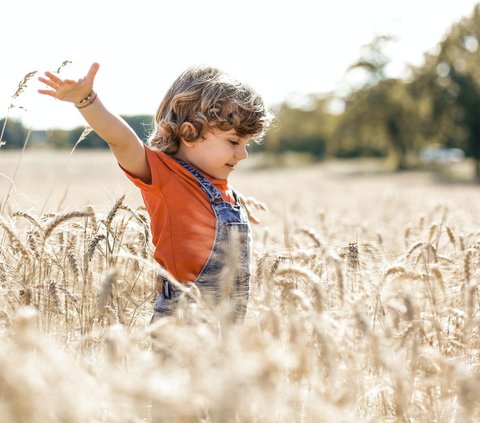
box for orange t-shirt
[120,146,236,283]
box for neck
[173,150,189,163]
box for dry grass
[1,151,480,422]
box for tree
[0,118,28,149]
[416,4,480,179]
[336,35,420,169]
[347,34,396,87]
[263,95,336,159]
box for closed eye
[228,140,240,146]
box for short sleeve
[118,145,170,192]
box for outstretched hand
[38,63,100,104]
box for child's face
[178,128,250,180]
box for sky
[2,0,479,130]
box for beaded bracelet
[75,91,97,109]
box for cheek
[200,147,227,164]
[213,145,231,159]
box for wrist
[75,90,97,109]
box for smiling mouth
[226,164,236,170]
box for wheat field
[1,149,480,422]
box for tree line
[0,115,153,150]
[2,5,480,178]
[263,4,480,178]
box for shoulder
[120,146,174,192]
[144,146,176,174]
[145,145,168,162]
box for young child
[38,63,271,322]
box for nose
[235,145,248,160]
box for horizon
[2,0,479,131]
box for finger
[85,62,100,84]
[37,89,57,97]
[38,76,59,89]
[44,71,62,84]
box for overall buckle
[163,280,171,299]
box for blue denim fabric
[152,158,251,322]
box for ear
[179,122,198,147]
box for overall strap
[175,158,224,204]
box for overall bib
[151,159,251,322]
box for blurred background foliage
[3,5,480,178]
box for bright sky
[2,0,479,130]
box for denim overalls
[151,159,251,322]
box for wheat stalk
[43,211,90,242]
[0,217,32,262]
[87,234,107,262]
[104,195,125,230]
[13,211,44,230]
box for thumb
[85,62,100,85]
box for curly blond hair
[148,66,272,154]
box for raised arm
[38,63,151,183]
